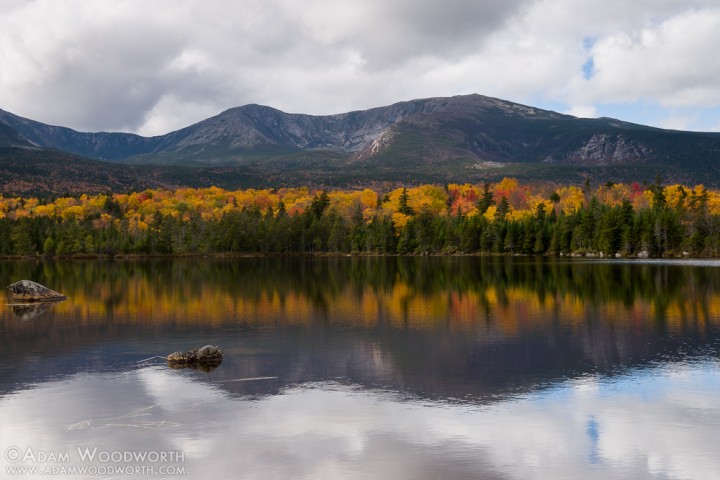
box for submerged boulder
[7,280,67,302]
[167,345,223,370]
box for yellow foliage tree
[556,186,585,213]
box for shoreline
[0,251,705,261]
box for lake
[1,257,719,479]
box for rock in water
[167,345,223,369]
[197,345,222,360]
[7,280,67,302]
[11,302,57,320]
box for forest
[1,178,719,257]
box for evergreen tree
[397,221,415,254]
[310,190,330,219]
[477,183,495,214]
[398,188,415,215]
[103,196,123,218]
[414,205,436,253]
[11,220,34,255]
[495,197,509,221]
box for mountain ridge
[2,94,662,163]
[2,94,720,193]
[0,96,461,161]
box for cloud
[1,363,719,480]
[656,114,695,131]
[281,0,525,70]
[565,105,598,118]
[579,8,720,107]
[0,0,528,134]
[0,0,719,135]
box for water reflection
[0,258,718,399]
[0,258,719,479]
[2,257,719,333]
[8,300,63,321]
[0,361,718,480]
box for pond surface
[1,257,719,479]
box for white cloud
[564,105,598,118]
[0,0,719,134]
[579,8,720,107]
[139,95,220,137]
[656,114,695,131]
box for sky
[2,0,720,136]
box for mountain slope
[352,96,720,169]
[0,147,177,195]
[0,122,32,148]
[0,108,159,161]
[108,99,456,165]
[5,95,720,167]
[0,100,440,163]
[2,94,720,189]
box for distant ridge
[2,94,720,192]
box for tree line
[1,180,719,257]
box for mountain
[2,94,720,190]
[0,146,310,196]
[0,121,32,148]
[0,147,176,195]
[0,99,450,163]
[0,108,157,161]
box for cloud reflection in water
[0,361,718,480]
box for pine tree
[11,220,34,255]
[495,197,509,221]
[477,183,495,214]
[398,188,415,215]
[310,190,330,218]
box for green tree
[495,197,509,221]
[11,220,34,255]
[398,188,415,215]
[43,237,56,256]
[310,190,330,219]
[477,183,495,214]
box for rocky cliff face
[152,98,452,155]
[544,134,655,165]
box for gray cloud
[1,0,719,135]
[312,0,526,70]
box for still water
[0,257,719,479]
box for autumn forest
[1,178,719,258]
